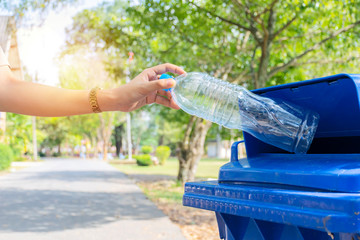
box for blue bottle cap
[160,74,174,92]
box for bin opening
[245,74,360,157]
[243,133,360,156]
[308,136,360,154]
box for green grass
[140,182,184,204]
[112,157,228,204]
[112,157,228,179]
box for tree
[64,0,360,182]
[127,0,360,182]
[38,117,69,156]
[65,0,233,181]
[3,0,77,22]
[5,113,32,159]
[58,46,125,160]
[112,123,124,157]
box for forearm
[0,61,183,116]
[0,67,117,117]
[2,80,92,117]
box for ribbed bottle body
[171,72,243,129]
[171,72,319,154]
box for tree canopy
[6,0,360,181]
[62,0,360,182]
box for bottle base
[292,111,320,154]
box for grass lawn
[140,181,184,204]
[112,157,229,179]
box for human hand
[100,63,186,112]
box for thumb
[145,78,176,92]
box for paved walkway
[0,158,186,240]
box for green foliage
[134,154,152,166]
[56,47,125,159]
[38,117,69,155]
[6,113,32,158]
[131,111,157,151]
[6,0,78,22]
[156,145,171,165]
[207,125,243,142]
[0,144,14,171]
[52,152,61,157]
[39,152,46,157]
[141,145,153,154]
[62,0,360,181]
[125,0,360,88]
[132,106,185,150]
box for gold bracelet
[89,87,102,113]
[0,64,10,69]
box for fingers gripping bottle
[161,72,319,154]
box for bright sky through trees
[16,0,108,86]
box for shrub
[134,154,152,166]
[39,152,46,157]
[141,146,153,154]
[0,144,14,171]
[52,152,61,157]
[156,146,171,165]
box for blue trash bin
[183,74,360,240]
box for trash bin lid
[219,74,360,192]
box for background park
[0,0,360,239]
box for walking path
[0,158,186,240]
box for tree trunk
[57,144,61,156]
[177,117,212,183]
[257,39,272,88]
[158,118,165,146]
[92,135,98,159]
[85,137,90,159]
[98,113,115,161]
[71,146,75,157]
[177,142,190,182]
[114,124,123,156]
[64,140,69,157]
[103,139,108,161]
[257,6,276,88]
[134,135,141,155]
[187,119,212,182]
[158,135,164,146]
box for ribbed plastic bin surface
[183,179,360,240]
[183,74,360,240]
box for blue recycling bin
[183,74,360,240]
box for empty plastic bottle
[161,72,319,154]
